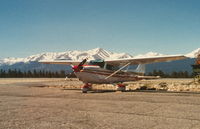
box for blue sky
[0,0,200,58]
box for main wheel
[81,83,92,93]
[194,75,200,83]
[82,90,87,93]
[81,87,89,93]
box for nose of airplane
[72,58,87,72]
[72,65,82,72]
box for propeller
[65,58,88,80]
[71,58,88,72]
[77,58,88,70]
[65,64,75,80]
[78,58,88,67]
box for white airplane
[40,55,187,93]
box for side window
[89,60,105,68]
[96,61,105,68]
[106,64,119,70]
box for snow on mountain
[135,48,200,58]
[0,57,30,66]
[185,48,200,58]
[0,48,133,66]
[0,48,198,73]
[1,47,198,67]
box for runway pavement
[0,78,200,129]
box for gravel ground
[0,78,200,129]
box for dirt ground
[1,78,200,129]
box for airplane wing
[39,60,84,65]
[39,55,187,66]
[104,55,187,66]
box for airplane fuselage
[74,65,141,84]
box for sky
[0,0,200,58]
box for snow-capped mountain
[0,48,133,66]
[0,47,199,66]
[0,48,198,73]
[185,48,200,58]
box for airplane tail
[124,64,145,75]
[134,64,145,75]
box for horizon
[0,0,200,58]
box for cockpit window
[89,59,119,70]
[106,64,116,70]
[89,59,105,68]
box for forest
[0,69,193,78]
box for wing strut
[105,62,131,79]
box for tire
[82,88,88,93]
[194,75,200,83]
[82,90,87,93]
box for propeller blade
[77,58,88,70]
[72,58,88,72]
[78,58,88,67]
[65,70,76,80]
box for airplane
[40,55,187,93]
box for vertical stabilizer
[134,64,146,75]
[124,64,146,75]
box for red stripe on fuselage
[79,70,138,79]
[82,65,98,66]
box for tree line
[0,69,66,78]
[147,70,192,78]
[0,69,194,78]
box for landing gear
[116,83,126,92]
[81,83,92,93]
[194,75,200,83]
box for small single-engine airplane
[40,55,187,93]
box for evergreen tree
[0,68,192,78]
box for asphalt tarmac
[0,78,200,129]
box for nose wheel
[81,83,92,93]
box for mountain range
[0,48,199,74]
